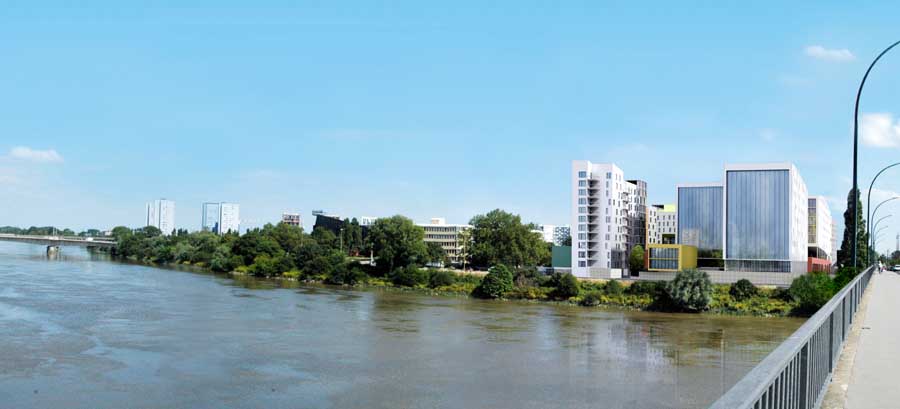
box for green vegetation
[468,209,550,268]
[789,272,835,314]
[665,269,713,312]
[97,208,856,317]
[729,279,758,301]
[629,245,644,274]
[836,188,869,268]
[367,215,428,274]
[473,265,514,299]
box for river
[0,242,803,408]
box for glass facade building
[202,202,221,233]
[724,167,806,273]
[677,185,723,267]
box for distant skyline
[3,2,900,251]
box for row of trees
[108,209,552,278]
[0,225,102,236]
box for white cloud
[861,113,900,148]
[8,146,63,163]
[804,45,855,62]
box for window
[578,216,587,222]
[606,172,611,179]
[578,198,587,205]
[578,224,586,231]
[578,251,586,258]
[579,261,586,267]
[579,189,587,196]
[578,180,586,187]
[578,171,587,178]
[579,206,587,213]
[578,233,586,240]
[578,242,586,249]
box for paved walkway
[844,271,900,409]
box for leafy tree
[231,229,283,266]
[580,291,602,307]
[325,262,366,285]
[473,265,514,299]
[629,245,645,274]
[789,272,834,314]
[425,242,448,267]
[837,189,869,268]
[665,269,712,311]
[367,215,427,273]
[729,279,758,301]
[513,266,548,287]
[340,218,364,255]
[311,227,339,250]
[561,235,572,247]
[469,209,550,268]
[550,272,580,299]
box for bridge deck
[844,271,900,408]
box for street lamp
[869,197,899,262]
[852,40,900,270]
[866,162,900,254]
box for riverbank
[143,257,797,317]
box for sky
[3,1,900,252]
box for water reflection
[0,242,802,409]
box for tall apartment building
[677,183,724,267]
[571,161,647,279]
[146,199,175,235]
[202,202,240,234]
[418,217,471,264]
[359,216,378,227]
[723,163,809,278]
[648,204,677,245]
[282,213,302,228]
[808,196,834,267]
[553,225,571,246]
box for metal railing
[710,265,875,409]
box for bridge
[710,266,893,409]
[0,233,116,254]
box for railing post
[828,312,835,372]
[799,343,809,409]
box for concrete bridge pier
[46,245,60,258]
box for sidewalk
[844,271,900,409]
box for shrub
[428,270,457,288]
[550,272,581,299]
[514,266,549,287]
[473,265,514,299]
[665,269,713,311]
[326,264,367,285]
[729,279,758,301]
[389,266,428,287]
[604,280,624,296]
[789,272,834,314]
[627,280,666,297]
[580,291,603,307]
[832,267,858,292]
[505,286,551,300]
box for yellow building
[647,244,697,272]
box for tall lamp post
[866,162,900,258]
[852,40,900,270]
[869,198,898,263]
[874,226,890,261]
[872,215,892,262]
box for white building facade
[648,204,677,245]
[570,161,646,279]
[202,202,240,234]
[808,196,833,260]
[723,163,809,277]
[418,217,471,264]
[282,213,302,228]
[146,199,175,235]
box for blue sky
[3,1,900,251]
